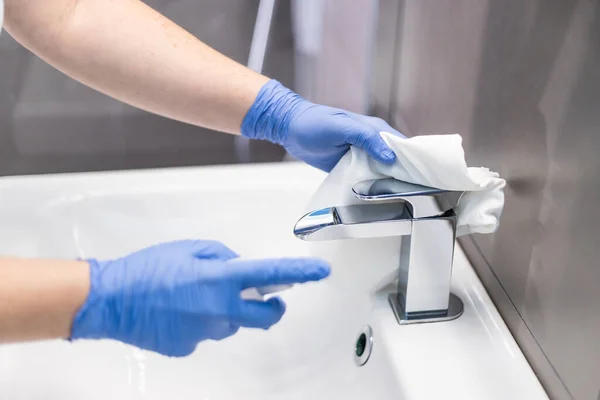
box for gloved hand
[241,79,405,172]
[70,240,330,357]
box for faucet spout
[293,203,413,241]
[294,178,465,325]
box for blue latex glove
[241,79,405,172]
[70,240,330,357]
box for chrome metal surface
[398,213,458,316]
[389,293,464,325]
[362,0,600,398]
[354,325,374,366]
[293,204,412,241]
[294,178,464,324]
[353,178,447,197]
[352,178,464,218]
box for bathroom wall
[365,1,599,399]
[0,0,293,176]
[294,0,600,398]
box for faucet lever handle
[352,178,464,218]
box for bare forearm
[4,0,269,134]
[0,257,89,343]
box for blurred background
[1,0,600,399]
[0,0,292,175]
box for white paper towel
[305,132,506,237]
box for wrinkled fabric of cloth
[305,132,506,237]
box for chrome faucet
[294,178,465,325]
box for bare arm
[0,258,89,343]
[4,0,269,134]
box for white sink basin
[0,163,547,400]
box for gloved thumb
[346,126,397,164]
[234,297,286,329]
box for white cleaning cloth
[305,132,506,236]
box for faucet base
[389,293,464,325]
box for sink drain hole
[354,326,373,366]
[356,334,367,357]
